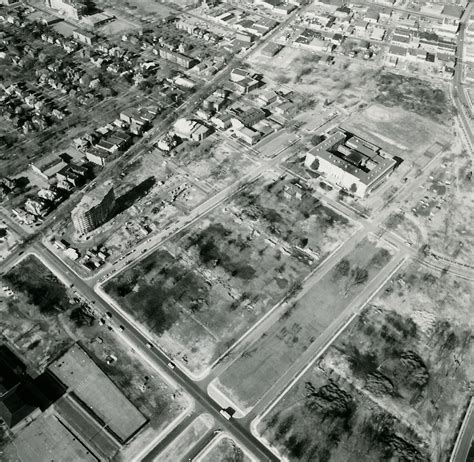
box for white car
[167,362,175,370]
[146,342,153,349]
[219,409,232,420]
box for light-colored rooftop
[72,180,113,217]
[309,130,396,186]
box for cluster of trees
[376,73,452,122]
[361,412,427,461]
[332,258,369,295]
[4,257,68,315]
[190,224,256,280]
[304,380,356,423]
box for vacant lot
[197,435,252,462]
[258,361,428,461]
[98,0,172,15]
[257,262,473,461]
[157,414,214,462]
[105,215,312,375]
[342,104,449,161]
[375,73,454,123]
[1,256,75,371]
[400,146,473,265]
[105,179,353,375]
[247,48,380,115]
[4,255,72,315]
[232,176,353,259]
[216,238,393,412]
[172,135,256,191]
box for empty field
[247,48,380,114]
[374,73,454,123]
[105,178,353,376]
[1,255,75,371]
[156,414,214,462]
[257,261,473,461]
[197,434,252,462]
[171,135,257,191]
[399,145,473,265]
[258,359,428,461]
[105,219,310,375]
[232,176,353,259]
[216,238,393,413]
[342,104,449,162]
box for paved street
[451,399,474,462]
[1,3,473,459]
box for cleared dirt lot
[247,47,380,115]
[170,134,257,191]
[197,434,252,462]
[257,261,473,461]
[342,104,450,163]
[105,217,312,376]
[105,176,354,376]
[215,237,393,413]
[1,255,76,371]
[386,141,473,265]
[156,414,214,462]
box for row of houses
[0,82,67,135]
[74,106,157,166]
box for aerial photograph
[0,0,472,460]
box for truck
[219,408,235,420]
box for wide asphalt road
[1,237,279,462]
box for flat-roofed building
[3,412,97,462]
[72,29,95,45]
[158,48,197,69]
[305,130,397,197]
[30,157,68,182]
[45,0,88,19]
[49,344,147,442]
[235,126,261,145]
[173,118,211,141]
[85,147,109,166]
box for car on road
[167,361,175,369]
[146,342,153,349]
[220,409,233,420]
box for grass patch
[4,256,71,315]
[217,239,392,411]
[375,73,453,123]
[259,261,473,461]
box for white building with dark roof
[305,130,396,197]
